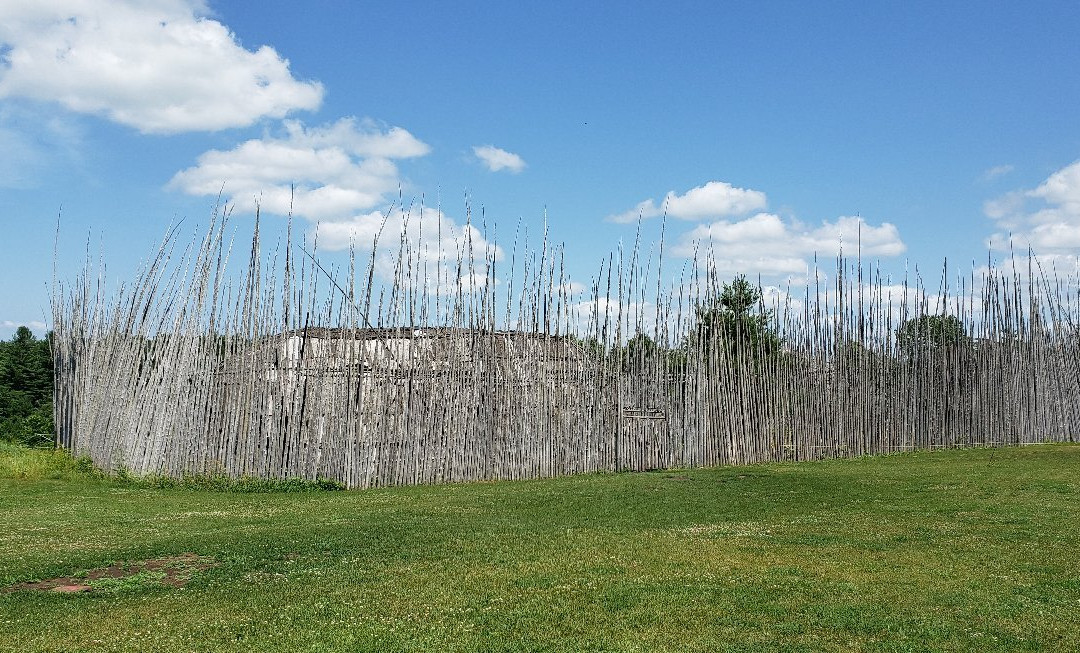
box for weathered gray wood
[51,210,1080,488]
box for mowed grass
[1,442,1078,652]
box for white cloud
[0,0,323,133]
[556,281,586,297]
[0,105,84,189]
[473,145,526,173]
[607,181,767,223]
[282,118,430,159]
[570,297,656,339]
[982,190,1026,224]
[1,320,48,337]
[981,164,1015,182]
[984,160,1080,263]
[0,122,46,189]
[168,117,429,220]
[1029,160,1080,210]
[312,205,503,295]
[671,213,906,280]
[977,253,1080,286]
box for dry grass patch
[4,553,216,594]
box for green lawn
[1,442,1078,652]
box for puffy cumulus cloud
[607,181,767,224]
[168,118,430,220]
[0,0,322,133]
[312,205,503,294]
[984,160,1080,262]
[671,213,906,281]
[472,145,526,173]
[1029,161,1080,211]
[282,118,430,159]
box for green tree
[689,275,780,367]
[896,314,968,357]
[568,334,607,365]
[620,332,657,373]
[0,326,55,446]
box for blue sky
[2,0,1079,338]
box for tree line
[0,326,54,447]
[617,275,968,369]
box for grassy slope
[1,442,1078,652]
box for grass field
[1,442,1078,652]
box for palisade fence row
[51,207,1080,488]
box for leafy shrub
[0,402,54,447]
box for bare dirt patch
[4,553,216,594]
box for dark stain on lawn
[3,553,216,594]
